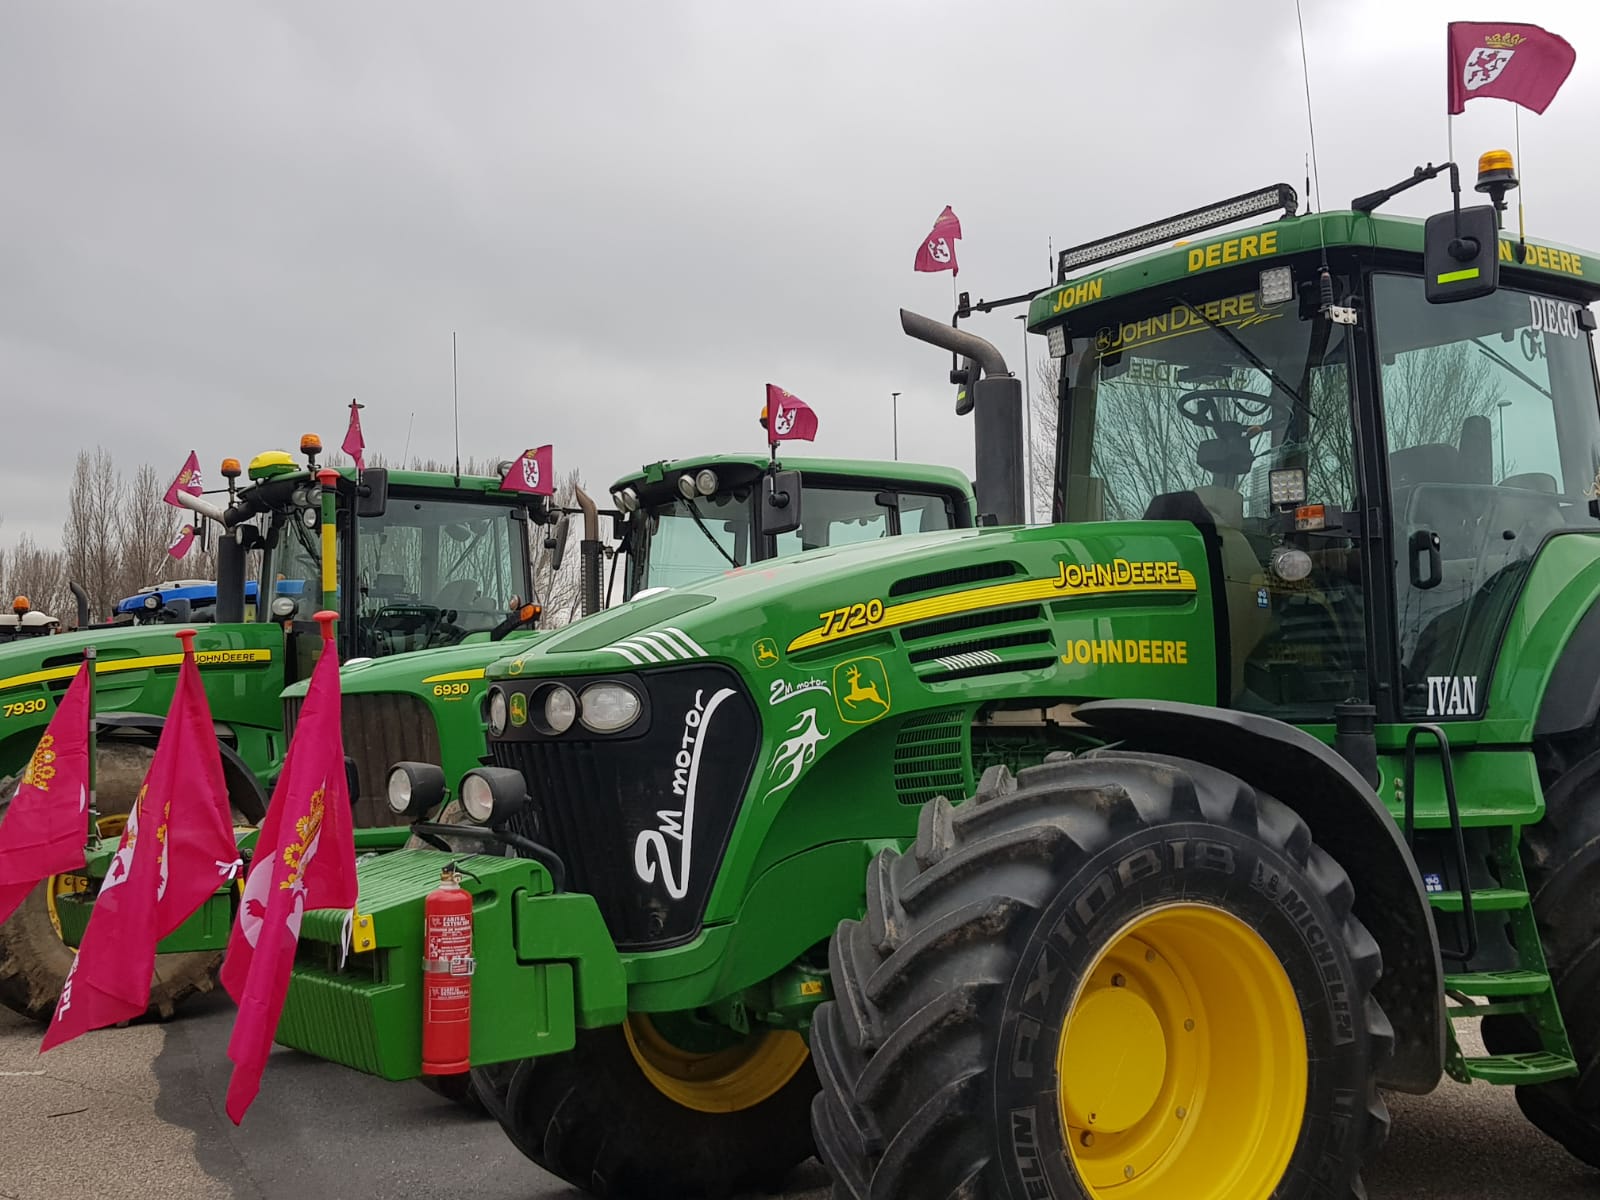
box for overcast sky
[4,0,1599,548]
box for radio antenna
[452,331,461,486]
[1295,0,1324,215]
[401,410,416,468]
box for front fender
[94,713,268,823]
[1074,698,1445,1094]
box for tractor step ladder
[1401,724,1578,1087]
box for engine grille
[489,664,758,950]
[283,693,441,828]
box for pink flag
[167,520,196,561]
[151,634,241,928]
[219,615,356,1123]
[1448,23,1576,115]
[41,633,240,1052]
[500,445,554,495]
[913,206,962,277]
[0,661,91,925]
[341,400,366,472]
[762,385,818,445]
[163,451,203,507]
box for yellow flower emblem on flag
[280,783,327,890]
[21,733,57,791]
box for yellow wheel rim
[45,813,129,943]
[622,1014,809,1114]
[1060,903,1307,1198]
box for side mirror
[1424,204,1500,304]
[544,514,572,572]
[355,468,389,517]
[165,597,193,624]
[758,469,803,539]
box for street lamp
[891,392,900,460]
[1014,314,1033,523]
[1497,398,1512,479]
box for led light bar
[1057,183,1299,280]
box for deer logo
[753,638,780,668]
[833,656,892,725]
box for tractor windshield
[1054,274,1366,717]
[1372,274,1600,717]
[271,492,533,654]
[630,484,957,594]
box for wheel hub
[1059,985,1167,1133]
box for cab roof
[612,454,975,500]
[1026,207,1600,332]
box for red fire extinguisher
[422,863,475,1076]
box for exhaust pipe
[900,308,1026,529]
[68,582,90,628]
[573,486,602,618]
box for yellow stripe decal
[786,561,1196,654]
[421,668,486,684]
[320,522,337,597]
[0,648,273,693]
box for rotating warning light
[1475,149,1518,194]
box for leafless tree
[1,533,70,623]
[61,449,123,621]
[118,463,179,597]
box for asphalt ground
[0,997,1595,1200]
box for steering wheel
[1178,388,1294,435]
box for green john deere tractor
[0,439,550,1022]
[278,148,1600,1198]
[356,452,976,842]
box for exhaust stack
[900,308,1026,529]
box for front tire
[811,754,1392,1199]
[0,741,248,1022]
[492,1015,818,1198]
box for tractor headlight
[694,468,718,497]
[578,682,641,733]
[543,685,578,734]
[142,594,161,611]
[1046,324,1068,359]
[487,687,509,736]
[677,473,698,500]
[386,762,445,818]
[459,767,528,825]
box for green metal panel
[278,850,593,1079]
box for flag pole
[1514,106,1527,251]
[84,646,98,843]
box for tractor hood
[0,620,265,698]
[483,522,1213,683]
[280,628,550,700]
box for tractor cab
[1013,155,1600,725]
[177,437,545,679]
[607,454,974,599]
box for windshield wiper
[1173,297,1307,409]
[1472,337,1553,400]
[679,497,741,569]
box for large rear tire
[0,741,247,1022]
[492,1015,818,1198]
[1482,745,1600,1169]
[810,754,1392,1199]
